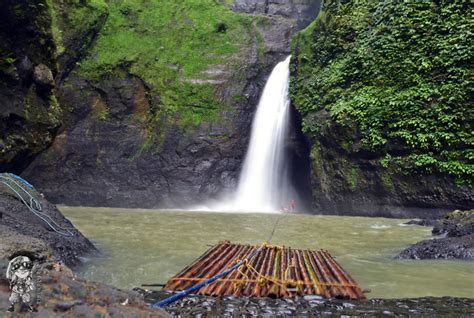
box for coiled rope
[0,173,75,237]
[151,212,289,308]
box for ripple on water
[370,224,392,229]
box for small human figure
[6,256,36,312]
[289,199,296,211]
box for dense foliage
[48,0,108,57]
[77,0,253,128]
[291,0,473,184]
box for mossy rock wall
[0,0,107,173]
[290,0,473,217]
[0,0,60,172]
[20,0,320,208]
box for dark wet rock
[231,0,321,29]
[404,219,439,227]
[3,64,20,83]
[397,209,474,260]
[432,209,474,237]
[0,225,53,264]
[33,63,55,89]
[16,55,33,80]
[288,119,473,217]
[397,234,474,260]
[1,0,106,176]
[0,0,60,173]
[0,192,97,266]
[54,299,84,311]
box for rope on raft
[152,213,290,308]
[152,244,264,308]
[0,173,75,237]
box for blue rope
[0,174,75,237]
[1,176,41,210]
[5,173,35,189]
[151,246,263,308]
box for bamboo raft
[163,241,366,300]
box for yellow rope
[169,276,359,288]
[261,242,285,250]
[168,243,360,296]
[244,262,289,292]
[237,264,249,280]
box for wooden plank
[162,243,365,300]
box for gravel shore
[140,290,474,317]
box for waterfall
[231,55,292,212]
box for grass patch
[79,0,254,130]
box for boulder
[397,210,474,260]
[0,192,97,266]
[33,63,55,89]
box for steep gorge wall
[0,0,107,173]
[0,0,60,173]
[291,0,473,218]
[18,0,320,208]
[3,1,470,218]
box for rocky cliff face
[0,0,60,173]
[19,0,319,209]
[290,0,473,218]
[0,0,106,173]
[4,1,470,217]
[231,0,320,29]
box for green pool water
[61,207,473,299]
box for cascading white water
[231,55,292,212]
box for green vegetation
[47,92,62,125]
[0,54,16,73]
[291,0,473,184]
[78,0,254,130]
[444,209,473,220]
[46,0,64,55]
[348,166,359,191]
[48,0,109,56]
